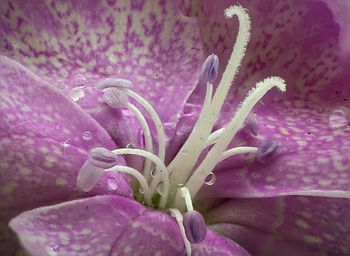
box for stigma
[75,4,286,255]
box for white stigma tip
[97,78,133,90]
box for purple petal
[10,195,250,256]
[0,56,131,219]
[208,196,350,256]
[0,0,203,127]
[201,103,350,198]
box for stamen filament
[111,148,170,209]
[167,6,251,201]
[177,77,286,207]
[179,187,194,212]
[127,103,153,180]
[125,89,166,162]
[169,208,192,256]
[106,165,152,204]
[205,128,225,146]
[220,146,257,162]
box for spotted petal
[0,56,132,221]
[0,0,203,128]
[208,196,350,256]
[10,195,251,256]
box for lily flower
[1,1,349,256]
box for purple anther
[200,54,219,84]
[256,137,280,163]
[183,210,207,244]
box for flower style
[0,0,349,256]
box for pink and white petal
[10,195,250,256]
[0,56,131,219]
[207,196,350,256]
[210,223,327,256]
[0,0,203,125]
[200,100,350,198]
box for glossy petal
[0,0,203,126]
[10,195,250,256]
[207,196,350,256]
[0,56,131,220]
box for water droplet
[329,109,348,129]
[51,244,59,252]
[126,143,136,149]
[107,177,118,191]
[69,87,85,101]
[150,168,157,177]
[82,131,92,141]
[139,187,144,194]
[55,80,66,92]
[62,140,70,148]
[204,172,216,186]
[157,182,164,195]
[72,73,87,87]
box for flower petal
[10,195,250,256]
[207,196,350,256]
[0,0,203,125]
[201,103,350,198]
[0,56,131,219]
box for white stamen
[127,103,153,179]
[179,187,194,212]
[111,148,169,209]
[125,89,166,162]
[169,208,192,256]
[106,165,151,203]
[220,146,257,162]
[167,6,251,200]
[205,128,225,146]
[179,77,286,206]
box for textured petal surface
[10,195,250,256]
[0,0,203,126]
[179,0,350,198]
[0,56,131,220]
[207,196,350,256]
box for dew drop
[157,182,164,195]
[82,131,92,141]
[329,109,348,129]
[55,80,66,92]
[126,143,136,149]
[107,177,118,191]
[204,172,216,186]
[69,87,85,101]
[72,73,87,87]
[139,187,144,194]
[150,168,157,177]
[51,244,59,252]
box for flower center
[75,5,286,255]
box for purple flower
[1,0,349,256]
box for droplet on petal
[183,210,207,244]
[256,137,279,163]
[200,53,219,84]
[204,172,216,185]
[72,73,87,87]
[329,109,349,129]
[55,79,66,92]
[69,87,85,101]
[102,87,129,108]
[77,148,117,192]
[82,131,92,141]
[107,177,118,191]
[98,78,133,90]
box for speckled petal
[200,103,350,198]
[207,196,350,256]
[0,56,131,219]
[0,0,203,126]
[10,195,250,256]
